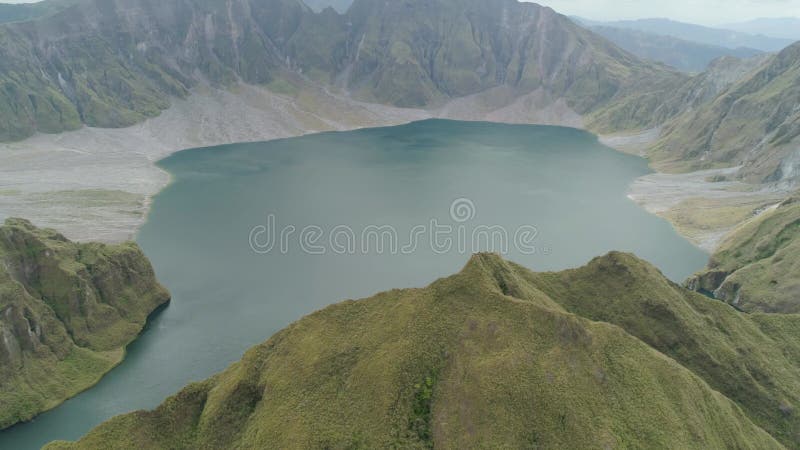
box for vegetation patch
[0,218,170,429]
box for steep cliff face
[0,218,169,429]
[0,0,685,141]
[341,0,683,116]
[0,0,309,140]
[47,253,800,449]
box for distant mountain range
[0,0,73,24]
[586,25,763,72]
[574,17,794,52]
[723,17,800,41]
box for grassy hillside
[47,253,798,449]
[688,196,800,313]
[527,252,800,446]
[652,42,800,181]
[0,218,170,429]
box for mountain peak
[47,252,797,449]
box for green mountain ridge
[46,252,800,449]
[0,218,170,429]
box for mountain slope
[0,0,686,141]
[588,25,762,72]
[527,252,800,446]
[46,253,798,449]
[652,42,800,181]
[0,218,170,429]
[688,195,800,314]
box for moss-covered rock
[47,253,798,449]
[0,218,170,429]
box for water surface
[0,120,708,448]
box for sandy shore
[602,132,792,252]
[1,82,788,252]
[627,168,788,251]
[0,84,430,242]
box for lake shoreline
[0,83,774,253]
[0,117,711,450]
[599,131,793,252]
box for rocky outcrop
[0,218,169,429]
[687,196,800,313]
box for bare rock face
[0,218,170,429]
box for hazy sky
[535,0,800,25]
[1,0,799,26]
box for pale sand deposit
[627,168,788,251]
[0,84,430,242]
[1,82,790,253]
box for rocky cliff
[0,218,169,429]
[0,0,685,141]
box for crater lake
[0,120,708,449]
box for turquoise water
[0,120,708,448]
